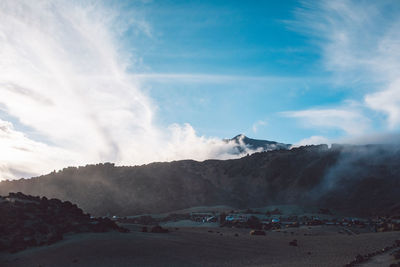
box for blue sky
[116,0,399,143]
[1,0,400,179]
[129,0,327,142]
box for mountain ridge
[0,144,399,217]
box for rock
[250,230,266,236]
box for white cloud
[282,108,370,136]
[0,1,255,180]
[365,79,400,129]
[293,135,331,147]
[252,120,267,133]
[293,132,400,148]
[286,0,400,142]
[0,119,77,179]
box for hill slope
[0,144,399,217]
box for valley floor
[1,224,399,267]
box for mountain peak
[226,134,291,153]
[232,134,247,140]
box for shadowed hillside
[0,192,127,252]
[0,144,399,217]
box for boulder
[250,230,266,236]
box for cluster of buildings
[188,211,400,232]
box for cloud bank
[0,0,256,180]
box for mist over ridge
[1,143,399,218]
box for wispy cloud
[252,120,267,133]
[0,0,260,180]
[285,0,400,142]
[135,73,315,84]
[282,107,370,136]
[0,119,76,180]
[365,79,400,129]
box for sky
[1,0,400,179]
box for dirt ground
[361,247,400,267]
[1,224,399,267]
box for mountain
[0,144,399,217]
[225,134,291,153]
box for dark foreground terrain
[1,194,400,266]
[0,193,127,253]
[1,224,400,267]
